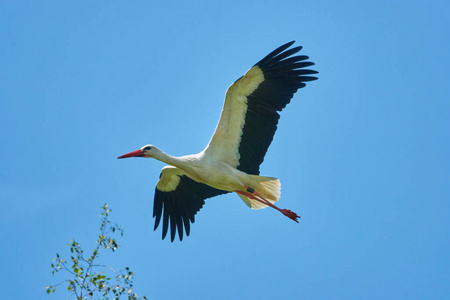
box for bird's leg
[237,186,300,223]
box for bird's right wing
[153,166,229,242]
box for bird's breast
[193,164,244,192]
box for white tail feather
[238,176,281,210]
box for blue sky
[1,1,449,299]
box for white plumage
[118,41,318,241]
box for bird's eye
[143,146,152,151]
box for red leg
[236,188,300,223]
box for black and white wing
[153,166,229,242]
[205,41,318,174]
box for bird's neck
[152,150,186,169]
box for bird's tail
[237,175,281,210]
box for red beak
[117,149,144,159]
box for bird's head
[117,144,160,159]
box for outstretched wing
[204,41,318,174]
[153,166,229,242]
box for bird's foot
[280,209,300,223]
[239,187,301,223]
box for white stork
[118,41,318,242]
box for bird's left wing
[204,41,317,174]
[153,166,229,242]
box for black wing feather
[153,175,229,242]
[236,41,318,174]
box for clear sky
[1,1,449,299]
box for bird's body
[118,41,318,241]
[144,147,276,197]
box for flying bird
[118,41,318,242]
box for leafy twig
[46,204,147,299]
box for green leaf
[46,204,147,299]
